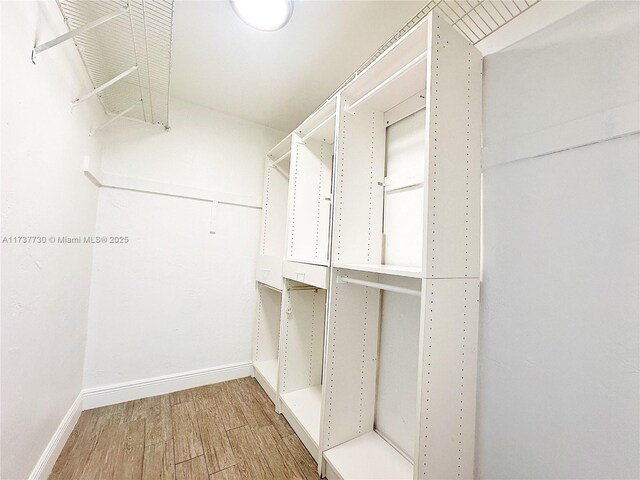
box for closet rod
[300,113,336,143]
[288,286,318,292]
[336,275,421,297]
[345,50,428,113]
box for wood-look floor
[51,377,319,480]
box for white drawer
[283,261,329,289]
[256,255,283,290]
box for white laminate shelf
[334,263,423,278]
[280,385,322,458]
[324,431,413,480]
[253,359,278,403]
[267,133,293,160]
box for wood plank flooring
[51,378,319,480]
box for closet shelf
[299,113,336,144]
[280,385,322,456]
[54,0,175,129]
[325,0,542,104]
[253,359,278,402]
[267,133,293,161]
[346,52,427,114]
[295,97,337,144]
[324,431,412,480]
[334,263,423,278]
[253,359,278,394]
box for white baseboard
[82,361,252,409]
[27,363,250,479]
[28,394,83,480]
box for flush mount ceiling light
[230,0,293,32]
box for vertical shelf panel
[278,282,327,462]
[287,135,333,265]
[332,96,386,266]
[322,269,381,451]
[375,287,422,459]
[424,13,482,279]
[383,108,426,268]
[279,285,326,395]
[260,158,290,258]
[416,278,480,479]
[252,284,283,403]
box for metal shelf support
[32,7,128,62]
[72,66,138,107]
[90,100,141,136]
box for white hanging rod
[384,178,424,193]
[32,7,129,62]
[345,50,428,113]
[72,66,138,106]
[90,100,141,136]
[271,150,291,166]
[336,275,421,297]
[299,113,336,143]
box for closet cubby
[331,11,480,281]
[286,97,337,267]
[277,280,327,463]
[252,283,283,405]
[256,133,292,291]
[321,12,481,480]
[253,134,291,408]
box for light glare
[230,0,293,32]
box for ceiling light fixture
[230,0,293,32]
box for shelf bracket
[72,66,138,107]
[32,7,129,63]
[90,100,141,136]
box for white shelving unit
[275,99,337,464]
[252,135,292,407]
[321,12,481,480]
[251,11,482,479]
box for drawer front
[256,255,283,290]
[283,261,329,289]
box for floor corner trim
[81,361,252,410]
[28,394,83,480]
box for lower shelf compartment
[334,262,423,278]
[280,385,322,462]
[323,431,413,480]
[253,359,278,404]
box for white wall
[0,2,104,479]
[477,2,639,479]
[82,98,284,389]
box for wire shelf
[326,0,541,102]
[56,0,175,128]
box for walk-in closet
[2,1,638,479]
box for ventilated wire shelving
[33,0,175,133]
[327,0,541,101]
